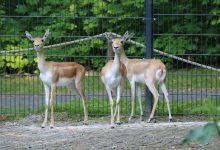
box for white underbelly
[56,78,74,86]
[133,73,145,83]
[40,73,74,86]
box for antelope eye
[121,40,124,44]
[41,39,44,42]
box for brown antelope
[105,31,172,123]
[25,29,88,128]
[100,33,126,128]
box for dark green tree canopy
[0,0,219,73]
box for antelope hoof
[116,122,121,125]
[110,125,115,129]
[83,122,88,125]
[129,116,135,121]
[169,118,173,122]
[140,115,144,121]
[147,118,156,123]
[41,123,46,128]
[50,125,54,129]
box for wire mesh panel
[0,0,219,117]
[0,0,145,116]
[153,0,220,115]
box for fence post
[145,0,153,113]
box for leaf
[214,0,220,4]
[69,4,76,13]
[16,5,28,14]
[26,0,40,6]
[0,56,5,67]
[38,6,51,15]
[83,19,99,34]
[92,1,107,15]
[201,0,209,5]
[107,4,124,15]
[182,122,220,145]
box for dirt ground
[0,114,220,150]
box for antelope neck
[36,49,46,72]
[119,48,128,66]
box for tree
[0,0,219,73]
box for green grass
[158,97,220,116]
[166,69,220,91]
[0,69,219,94]
[1,68,219,117]
[53,97,133,116]
[1,96,220,120]
[46,97,220,117]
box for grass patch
[0,69,219,94]
[53,97,134,116]
[1,95,220,117]
[50,97,220,117]
[1,68,219,117]
[157,97,220,116]
[1,97,220,121]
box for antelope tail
[155,68,166,83]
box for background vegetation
[0,0,219,117]
[0,0,219,74]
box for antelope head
[105,31,132,54]
[25,29,49,51]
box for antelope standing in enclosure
[101,33,126,128]
[25,30,88,128]
[105,31,172,123]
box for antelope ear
[25,31,34,42]
[104,32,115,42]
[42,29,49,41]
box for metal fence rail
[0,0,219,117]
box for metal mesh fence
[153,0,220,115]
[0,0,219,117]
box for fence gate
[0,0,219,117]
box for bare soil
[0,114,220,150]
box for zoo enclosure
[0,0,219,116]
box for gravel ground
[0,114,220,150]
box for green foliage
[182,98,220,145]
[154,36,198,54]
[16,5,28,14]
[182,122,220,145]
[191,98,220,115]
[0,0,219,73]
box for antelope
[100,33,126,128]
[105,31,172,123]
[25,29,88,128]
